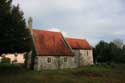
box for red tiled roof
[32,29,73,56]
[66,38,91,49]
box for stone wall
[79,50,93,66]
[72,50,80,67]
[27,49,93,71]
[34,56,58,70]
[72,49,93,66]
[34,56,77,71]
[60,56,77,69]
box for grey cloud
[13,0,125,46]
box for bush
[1,57,10,64]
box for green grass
[0,63,125,83]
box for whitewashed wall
[0,56,2,62]
[1,53,25,64]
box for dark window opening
[47,57,51,63]
[64,57,67,62]
[87,51,89,56]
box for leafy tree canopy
[94,40,125,63]
[0,0,32,54]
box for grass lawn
[0,63,125,83]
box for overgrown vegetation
[93,40,125,63]
[1,57,10,63]
[0,63,125,83]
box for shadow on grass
[72,71,103,77]
[0,63,125,83]
[71,64,113,77]
[0,63,26,75]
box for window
[87,51,89,56]
[47,57,51,63]
[64,57,67,62]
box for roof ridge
[32,29,61,34]
[66,37,87,41]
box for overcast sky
[12,0,125,46]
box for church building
[25,17,93,71]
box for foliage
[94,40,125,63]
[0,0,32,53]
[113,39,124,49]
[1,57,10,63]
[0,63,25,74]
[93,41,111,63]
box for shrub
[1,57,11,64]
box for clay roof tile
[66,38,91,49]
[32,29,73,56]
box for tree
[94,41,111,63]
[113,39,123,49]
[116,45,125,63]
[0,0,12,52]
[109,42,120,62]
[0,0,32,54]
[123,45,125,51]
[94,40,125,64]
